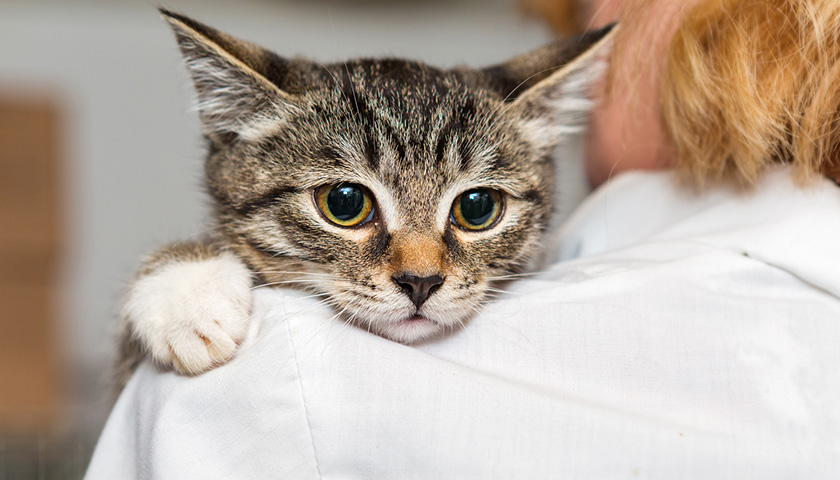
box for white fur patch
[518,58,608,151]
[511,27,615,151]
[122,252,253,375]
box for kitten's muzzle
[392,273,445,310]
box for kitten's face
[163,10,613,343]
[213,64,555,342]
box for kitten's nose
[392,273,445,310]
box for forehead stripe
[342,90,409,167]
[434,128,451,165]
[364,136,379,171]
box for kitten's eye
[451,188,503,231]
[315,183,375,227]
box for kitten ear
[160,9,295,141]
[485,25,616,149]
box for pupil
[460,190,494,225]
[327,185,364,221]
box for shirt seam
[286,317,323,479]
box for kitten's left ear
[484,24,616,147]
[160,9,296,142]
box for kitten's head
[162,9,613,343]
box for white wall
[0,0,554,388]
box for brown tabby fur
[114,9,613,388]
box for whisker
[279,305,344,353]
[486,270,548,281]
[484,286,529,297]
[248,270,336,278]
[251,279,327,290]
[315,60,342,92]
[326,8,362,124]
[294,293,330,301]
[485,65,566,121]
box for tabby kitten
[117,9,614,382]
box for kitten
[116,9,614,384]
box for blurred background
[0,0,575,477]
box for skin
[583,0,698,186]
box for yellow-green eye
[451,188,503,230]
[315,183,374,227]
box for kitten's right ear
[160,9,296,141]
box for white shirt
[87,167,840,479]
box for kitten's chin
[374,315,445,344]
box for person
[87,1,840,477]
[582,0,684,186]
[526,0,840,186]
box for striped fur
[114,10,613,389]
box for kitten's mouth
[372,311,449,344]
[396,314,439,330]
[383,314,440,344]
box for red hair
[526,0,840,185]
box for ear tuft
[489,25,616,151]
[160,10,294,141]
[484,24,615,100]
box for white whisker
[250,279,326,290]
[487,270,548,281]
[248,270,336,278]
[485,286,528,297]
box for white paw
[122,252,253,375]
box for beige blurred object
[0,95,64,434]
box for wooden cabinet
[0,97,63,433]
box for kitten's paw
[122,252,253,375]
